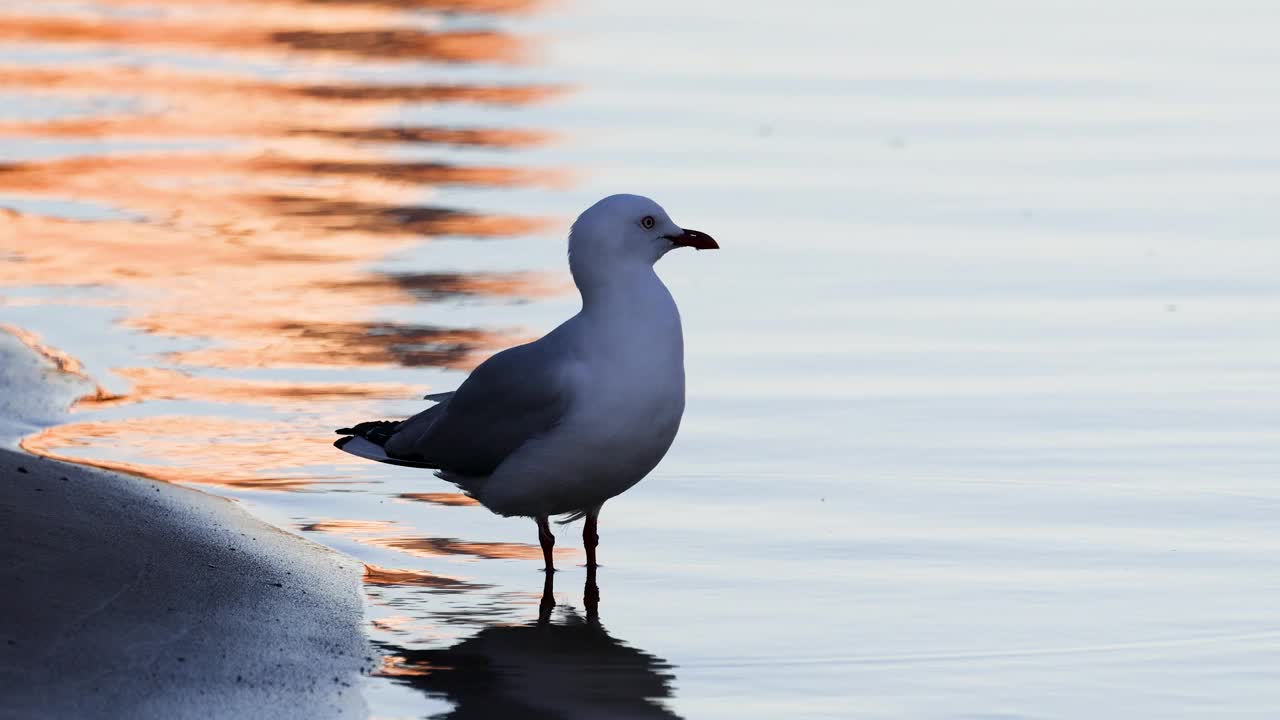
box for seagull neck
[575,264,667,318]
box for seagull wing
[382,339,573,477]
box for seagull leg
[584,563,600,623]
[583,510,600,570]
[536,515,555,573]
[538,567,555,625]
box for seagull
[335,194,718,571]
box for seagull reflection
[377,570,682,719]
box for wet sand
[0,331,370,719]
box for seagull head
[568,194,717,286]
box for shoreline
[0,329,371,719]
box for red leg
[583,512,599,570]
[536,515,555,572]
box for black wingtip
[333,419,400,446]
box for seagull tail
[556,510,589,525]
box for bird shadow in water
[376,568,683,719]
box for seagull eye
[641,216,656,230]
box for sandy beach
[0,331,371,718]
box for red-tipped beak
[666,228,719,250]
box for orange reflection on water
[397,492,481,507]
[305,518,578,562]
[0,64,563,144]
[1,208,541,371]
[89,0,546,12]
[74,367,420,411]
[1,324,125,405]
[1,324,91,382]
[326,271,566,303]
[368,614,462,643]
[374,535,567,562]
[0,154,565,217]
[20,416,365,490]
[0,7,526,64]
[363,564,486,592]
[306,519,399,533]
[377,654,436,678]
[0,0,568,491]
[297,127,553,148]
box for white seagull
[336,194,718,571]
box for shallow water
[3,1,1280,717]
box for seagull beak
[666,228,719,251]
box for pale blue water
[2,1,1280,717]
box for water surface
[3,1,1280,717]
